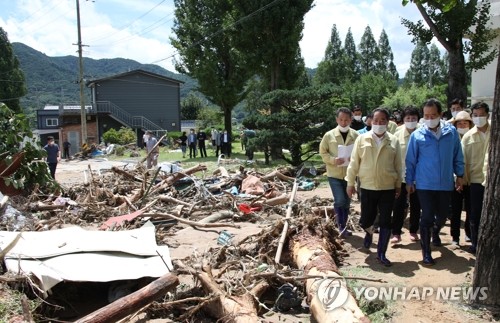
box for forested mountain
[12,42,197,111]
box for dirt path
[298,184,486,322]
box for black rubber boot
[377,228,392,266]
[469,223,477,254]
[420,227,435,266]
[432,224,442,247]
[363,227,373,249]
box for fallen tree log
[290,224,368,323]
[176,261,268,322]
[260,170,295,183]
[75,272,179,323]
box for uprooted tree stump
[290,215,369,322]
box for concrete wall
[470,0,500,107]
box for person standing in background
[44,136,60,179]
[178,131,187,158]
[197,129,207,158]
[62,140,71,159]
[350,105,365,131]
[187,129,197,158]
[145,130,159,169]
[220,129,231,157]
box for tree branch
[415,2,452,51]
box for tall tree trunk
[446,43,468,104]
[223,105,232,139]
[473,49,500,306]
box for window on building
[46,118,59,126]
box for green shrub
[103,127,136,145]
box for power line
[150,0,286,65]
[86,0,168,44]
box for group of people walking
[320,98,491,267]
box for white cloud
[1,0,425,76]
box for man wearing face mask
[351,105,365,130]
[391,106,421,244]
[447,98,465,123]
[405,98,464,266]
[320,108,359,238]
[346,108,402,267]
[461,102,490,254]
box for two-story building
[36,69,183,152]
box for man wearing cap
[145,131,159,169]
[449,111,473,246]
[43,136,60,179]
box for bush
[0,103,55,192]
[102,127,136,145]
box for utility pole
[76,0,87,145]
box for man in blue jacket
[405,98,464,266]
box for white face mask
[472,116,487,127]
[451,111,459,118]
[424,117,441,128]
[338,125,350,133]
[372,125,387,135]
[457,127,469,135]
[353,115,362,121]
[405,121,418,130]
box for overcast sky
[0,0,424,77]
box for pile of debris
[0,160,369,322]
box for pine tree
[358,26,379,76]
[404,41,430,86]
[314,24,345,85]
[377,29,398,80]
[0,27,26,113]
[343,28,360,81]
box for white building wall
[471,0,500,107]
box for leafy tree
[376,29,399,80]
[428,43,447,86]
[343,28,360,81]
[358,26,379,76]
[243,84,339,165]
[402,0,497,103]
[0,103,54,192]
[181,92,205,119]
[231,0,314,94]
[382,83,447,111]
[342,73,397,111]
[170,0,251,137]
[313,24,345,85]
[0,27,26,113]
[231,0,314,159]
[197,106,223,129]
